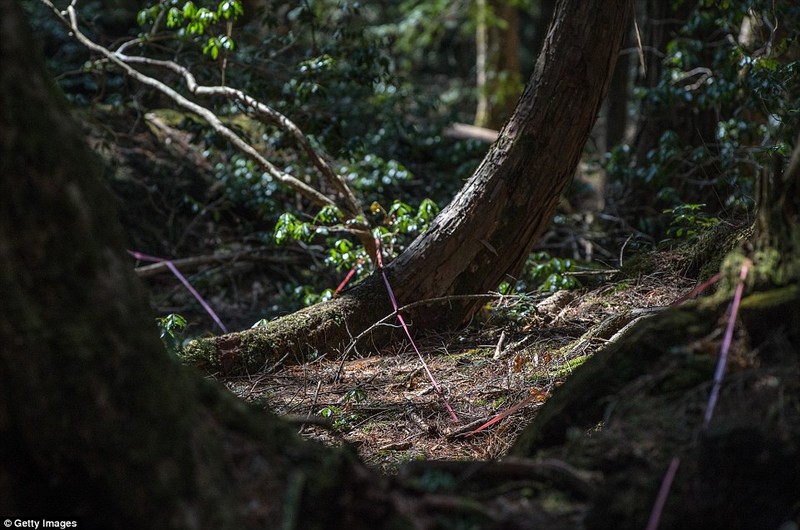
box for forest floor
[216,242,800,528]
[220,250,697,473]
[103,108,799,526]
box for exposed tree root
[504,286,800,528]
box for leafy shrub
[663,203,719,240]
[275,197,440,304]
[499,252,580,295]
[606,2,799,238]
[156,313,188,356]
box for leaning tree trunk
[185,0,633,374]
[0,2,403,527]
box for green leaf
[197,8,216,24]
[167,7,181,28]
[274,212,298,245]
[218,0,243,19]
[314,205,342,224]
[182,1,197,18]
[219,35,235,51]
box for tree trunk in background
[754,135,800,288]
[475,0,490,126]
[186,0,632,374]
[605,25,632,150]
[475,0,522,130]
[632,0,723,208]
[632,0,695,165]
[0,2,399,527]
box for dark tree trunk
[0,2,399,527]
[753,135,800,287]
[530,0,557,68]
[605,26,632,150]
[186,0,633,374]
[632,0,696,165]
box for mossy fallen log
[181,275,395,374]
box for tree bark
[186,0,633,374]
[474,0,522,130]
[605,25,632,150]
[0,2,400,527]
[753,133,800,287]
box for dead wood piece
[443,122,500,143]
[133,250,303,278]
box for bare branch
[133,250,306,278]
[41,1,364,221]
[110,49,364,219]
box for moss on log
[181,274,396,374]
[508,286,800,528]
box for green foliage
[326,238,361,272]
[318,387,367,429]
[492,253,579,325]
[137,0,242,59]
[606,2,800,239]
[156,313,188,356]
[525,252,580,293]
[274,197,439,305]
[274,212,314,245]
[663,203,719,240]
[340,154,412,197]
[318,405,361,430]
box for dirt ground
[221,252,697,473]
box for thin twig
[133,249,301,278]
[299,380,324,434]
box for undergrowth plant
[499,252,580,295]
[605,2,799,239]
[275,197,440,304]
[156,313,188,357]
[319,388,367,430]
[663,203,719,241]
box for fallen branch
[443,122,500,143]
[133,250,305,278]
